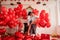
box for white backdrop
[1,0,58,35]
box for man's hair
[28,12,32,16]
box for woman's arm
[28,24,31,35]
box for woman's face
[30,13,34,16]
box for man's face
[31,13,34,16]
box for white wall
[1,0,58,34]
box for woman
[28,12,37,36]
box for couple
[24,12,37,36]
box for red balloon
[45,13,49,17]
[45,17,49,22]
[14,22,18,26]
[15,15,19,19]
[3,36,9,40]
[0,38,1,40]
[8,20,15,28]
[25,35,32,40]
[12,17,16,21]
[7,36,15,40]
[17,7,21,10]
[8,8,13,12]
[8,25,15,28]
[26,38,32,40]
[39,19,45,27]
[45,13,49,22]
[15,32,24,38]
[16,38,22,40]
[34,36,39,40]
[0,28,6,35]
[19,11,23,17]
[22,9,27,13]
[18,22,23,29]
[0,21,6,26]
[18,4,23,9]
[0,14,4,21]
[46,22,51,28]
[3,36,15,40]
[0,21,4,25]
[8,8,13,15]
[2,11,8,15]
[8,17,18,28]
[32,9,39,16]
[39,10,46,19]
[22,9,27,19]
[9,15,13,19]
[4,14,7,18]
[41,10,45,13]
[39,13,45,19]
[1,6,7,12]
[14,8,17,11]
[15,9,20,13]
[4,16,10,23]
[12,11,15,17]
[15,32,21,38]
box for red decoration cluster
[36,10,51,28]
[0,4,51,40]
[0,4,27,28]
[14,4,27,19]
[0,32,50,40]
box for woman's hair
[28,12,32,16]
